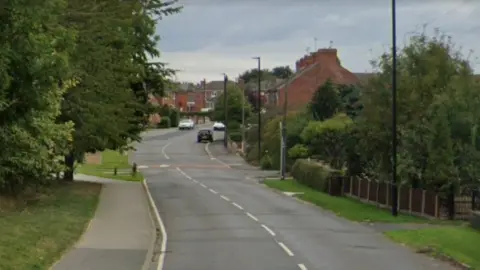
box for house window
[187,94,195,102]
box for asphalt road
[132,127,454,270]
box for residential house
[266,48,360,110]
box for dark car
[197,129,213,143]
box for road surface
[132,128,454,270]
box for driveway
[132,129,454,270]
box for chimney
[295,60,301,71]
[312,48,338,65]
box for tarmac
[52,174,154,270]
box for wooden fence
[328,176,478,220]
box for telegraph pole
[252,57,261,159]
[391,0,398,217]
[280,77,292,180]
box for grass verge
[76,150,143,181]
[263,178,428,223]
[385,226,480,269]
[0,182,101,270]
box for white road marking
[192,179,198,183]
[298,264,308,270]
[278,242,294,256]
[142,179,168,270]
[199,183,207,188]
[232,202,243,210]
[246,212,259,222]
[138,165,149,169]
[176,167,192,179]
[220,195,230,201]
[261,224,276,236]
[161,142,171,159]
[205,142,231,168]
[209,189,218,194]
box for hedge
[157,118,171,129]
[290,159,340,192]
[229,131,242,142]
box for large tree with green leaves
[0,0,75,194]
[212,85,252,127]
[356,30,480,190]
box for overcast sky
[153,0,478,82]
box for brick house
[267,48,360,110]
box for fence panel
[352,177,359,197]
[411,188,423,213]
[386,183,392,207]
[368,181,378,202]
[377,182,387,205]
[424,190,437,217]
[399,186,410,211]
[343,177,351,194]
[359,179,368,199]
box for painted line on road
[298,264,308,270]
[204,142,231,168]
[232,202,243,210]
[277,242,294,256]
[209,188,218,194]
[220,195,230,201]
[246,212,259,222]
[199,183,207,188]
[161,142,171,159]
[142,179,168,270]
[192,179,198,183]
[261,224,276,236]
[176,167,192,180]
[138,165,149,169]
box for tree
[238,69,274,83]
[0,0,75,194]
[272,66,293,79]
[309,79,342,121]
[59,0,181,180]
[356,30,480,190]
[212,85,252,127]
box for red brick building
[267,48,360,110]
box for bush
[260,154,273,170]
[288,144,309,159]
[229,131,242,142]
[290,159,339,192]
[227,121,241,132]
[157,118,171,128]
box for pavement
[132,128,456,270]
[52,176,154,270]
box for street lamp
[391,0,399,217]
[222,73,228,147]
[252,56,261,160]
[280,76,292,180]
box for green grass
[0,182,101,270]
[263,179,427,223]
[76,150,143,181]
[386,226,480,269]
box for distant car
[197,129,213,143]
[178,119,195,130]
[212,122,225,131]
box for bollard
[114,167,118,175]
[132,163,137,176]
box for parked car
[197,129,213,143]
[178,119,195,130]
[212,121,225,131]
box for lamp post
[391,0,398,217]
[241,80,245,153]
[252,57,261,160]
[280,77,292,180]
[222,73,228,147]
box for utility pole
[391,0,398,217]
[252,57,261,159]
[223,73,228,147]
[280,77,292,180]
[241,80,246,153]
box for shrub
[260,154,273,170]
[288,144,310,159]
[229,131,242,142]
[290,159,339,192]
[157,118,171,129]
[227,121,241,132]
[169,110,179,127]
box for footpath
[52,174,155,270]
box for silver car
[178,119,195,130]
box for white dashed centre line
[278,242,294,256]
[246,212,259,222]
[298,263,308,270]
[199,183,207,188]
[220,195,230,201]
[209,189,218,194]
[232,202,243,210]
[192,179,198,183]
[261,224,276,236]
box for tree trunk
[63,151,75,181]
